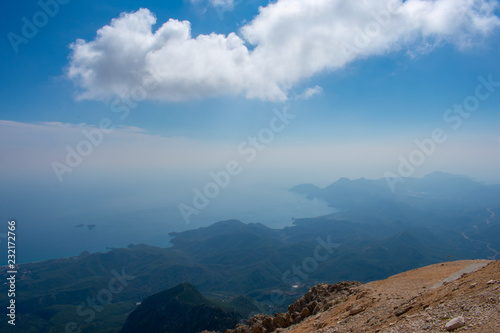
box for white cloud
[67,0,500,102]
[296,85,323,100]
[190,0,234,9]
[210,0,234,9]
[189,0,235,17]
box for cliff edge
[216,259,499,333]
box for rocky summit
[205,260,500,333]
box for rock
[224,281,362,333]
[487,280,495,285]
[445,316,465,331]
[273,313,290,328]
[252,325,263,333]
[304,291,313,303]
[395,306,412,317]
[348,305,365,316]
[262,316,275,332]
[315,321,327,329]
[470,283,477,288]
[313,302,322,314]
[308,300,318,313]
[252,324,267,333]
[231,324,247,333]
[301,307,311,319]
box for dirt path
[432,261,492,288]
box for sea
[0,178,335,265]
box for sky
[1,0,500,261]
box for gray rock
[445,316,465,331]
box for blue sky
[1,0,500,182]
[1,0,500,260]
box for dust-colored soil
[280,260,500,333]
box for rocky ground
[205,259,500,333]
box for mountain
[1,172,499,333]
[290,171,498,209]
[290,177,394,209]
[288,184,320,199]
[120,283,241,333]
[0,216,449,333]
[290,172,500,255]
[219,259,499,333]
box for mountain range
[1,172,499,332]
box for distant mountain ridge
[289,171,495,209]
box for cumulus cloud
[67,0,500,102]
